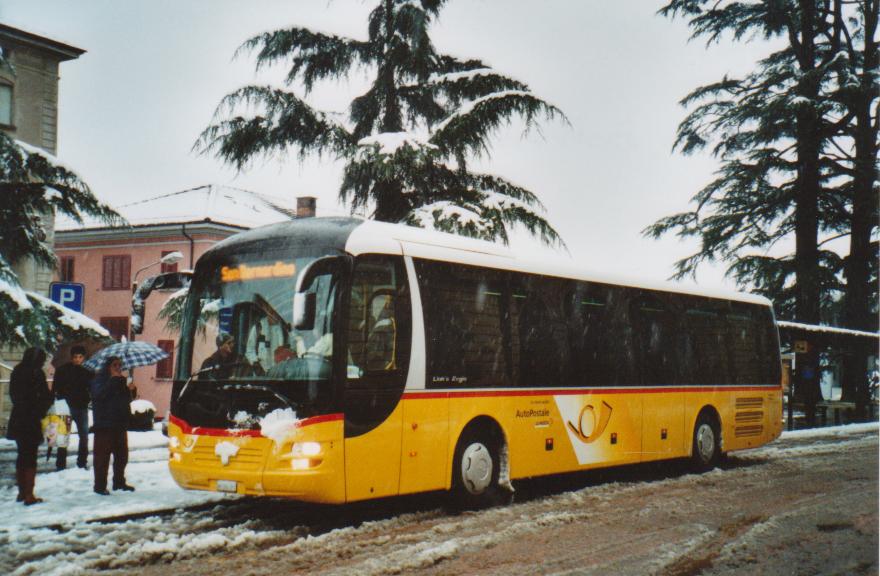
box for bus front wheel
[691,412,721,471]
[452,429,510,508]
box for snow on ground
[0,422,876,575]
[777,421,878,439]
[0,430,229,530]
[0,423,874,533]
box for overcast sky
[3,0,774,290]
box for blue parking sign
[50,282,85,313]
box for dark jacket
[6,363,53,443]
[200,350,249,380]
[90,373,131,430]
[53,362,92,409]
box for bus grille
[735,397,764,409]
[735,410,764,423]
[734,397,764,437]
[734,424,764,437]
[192,445,266,470]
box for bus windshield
[174,249,341,427]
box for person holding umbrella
[90,356,136,494]
[6,347,53,505]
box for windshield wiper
[177,362,253,401]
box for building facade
[0,24,84,431]
[54,185,316,417]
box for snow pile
[408,201,490,233]
[428,68,495,84]
[130,399,156,415]
[0,431,229,530]
[0,277,32,310]
[214,441,240,466]
[1,508,289,575]
[259,408,299,445]
[776,320,879,339]
[201,298,223,314]
[357,131,436,155]
[433,89,537,133]
[232,410,259,429]
[780,421,878,439]
[27,292,110,336]
[57,185,297,231]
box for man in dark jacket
[200,333,249,379]
[53,345,92,470]
[90,356,135,495]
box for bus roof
[346,219,772,307]
[205,217,772,308]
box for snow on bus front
[167,246,346,501]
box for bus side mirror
[293,292,316,330]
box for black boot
[22,467,44,505]
[15,465,23,502]
[56,447,68,471]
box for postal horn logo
[567,401,613,443]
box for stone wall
[0,29,77,434]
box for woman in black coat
[6,347,53,505]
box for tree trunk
[792,0,824,425]
[840,0,878,418]
[370,0,406,223]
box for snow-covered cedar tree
[196,0,569,247]
[157,286,220,339]
[0,130,123,350]
[647,0,878,414]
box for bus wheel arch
[691,406,722,471]
[450,417,513,508]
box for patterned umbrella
[83,341,169,372]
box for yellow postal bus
[168,217,782,505]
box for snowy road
[1,423,877,575]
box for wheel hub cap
[461,443,493,494]
[697,424,715,462]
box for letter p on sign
[49,282,84,313]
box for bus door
[343,255,412,501]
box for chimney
[296,196,316,218]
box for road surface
[3,424,876,575]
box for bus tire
[691,411,721,471]
[451,428,511,509]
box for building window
[0,83,12,126]
[102,255,131,290]
[100,317,129,342]
[155,340,175,379]
[161,251,178,274]
[59,256,75,282]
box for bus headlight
[291,442,322,457]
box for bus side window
[347,256,411,378]
[416,260,510,389]
[512,274,570,388]
[635,290,677,386]
[685,298,732,385]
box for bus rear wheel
[691,412,721,471]
[452,429,511,508]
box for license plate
[216,480,237,493]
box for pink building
[54,185,316,417]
